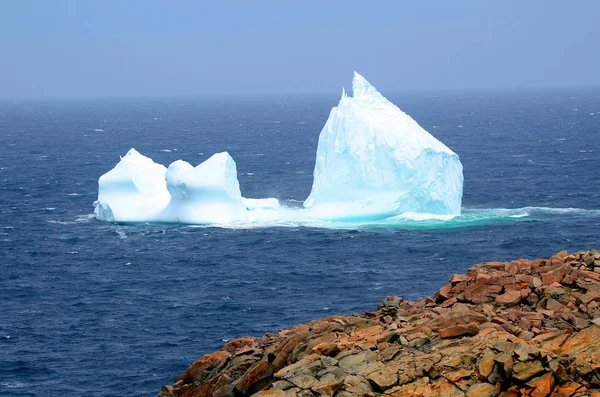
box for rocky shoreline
[158,250,600,397]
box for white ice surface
[94,148,169,222]
[94,150,249,224]
[304,72,463,219]
[157,152,248,224]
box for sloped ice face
[303,72,463,220]
[158,152,247,224]
[94,148,170,222]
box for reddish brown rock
[311,342,339,356]
[466,382,500,397]
[526,372,554,397]
[582,287,600,304]
[541,265,568,285]
[465,284,503,304]
[450,274,471,284]
[437,284,454,300]
[545,297,566,312]
[477,350,496,379]
[444,368,472,382]
[556,381,586,396]
[495,290,521,306]
[176,350,231,385]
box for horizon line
[1,83,599,102]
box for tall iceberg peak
[304,72,463,220]
[351,71,381,98]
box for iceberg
[157,152,247,224]
[94,148,170,222]
[303,72,463,220]
[93,72,464,227]
[94,150,248,224]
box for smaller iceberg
[94,150,248,224]
[158,152,247,224]
[94,149,169,222]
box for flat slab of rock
[495,289,522,306]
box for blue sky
[1,1,599,99]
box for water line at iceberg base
[197,205,600,230]
[94,196,600,231]
[91,72,600,230]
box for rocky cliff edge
[158,249,600,397]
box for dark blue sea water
[1,89,599,396]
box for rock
[379,295,402,309]
[465,382,500,397]
[494,352,514,377]
[439,322,480,338]
[582,287,600,304]
[464,284,502,303]
[253,389,288,397]
[288,374,318,389]
[432,378,465,397]
[517,331,534,341]
[157,385,175,397]
[223,336,257,354]
[436,284,454,300]
[342,374,373,395]
[450,274,471,284]
[234,360,277,395]
[176,350,231,384]
[513,343,539,361]
[541,265,568,285]
[311,342,339,357]
[568,314,590,330]
[477,350,496,379]
[367,367,398,391]
[512,360,545,381]
[311,378,343,396]
[526,372,554,397]
[273,380,295,390]
[556,381,586,396]
[545,297,567,312]
[274,354,320,379]
[495,290,522,306]
[441,297,458,308]
[444,368,472,382]
[428,310,487,338]
[548,359,569,383]
[338,351,376,374]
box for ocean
[1,89,599,396]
